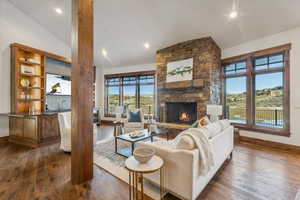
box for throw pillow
[197,116,211,128]
[219,119,231,130]
[176,135,196,150]
[128,110,142,122]
[203,121,222,138]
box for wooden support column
[71,0,94,184]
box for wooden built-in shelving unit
[9,43,71,148]
[11,43,46,114]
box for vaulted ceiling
[8,0,300,68]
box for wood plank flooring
[0,126,300,200]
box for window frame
[104,71,156,117]
[222,44,291,137]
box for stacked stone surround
[156,37,221,122]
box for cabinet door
[23,118,37,140]
[39,114,60,140]
[9,117,23,137]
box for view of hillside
[226,87,283,127]
[108,94,155,114]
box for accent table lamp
[207,105,223,122]
[115,106,124,122]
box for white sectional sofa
[138,123,234,200]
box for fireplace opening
[166,102,197,124]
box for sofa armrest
[137,141,197,199]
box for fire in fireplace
[166,102,197,124]
[179,112,191,122]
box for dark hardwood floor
[0,126,300,200]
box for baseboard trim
[0,136,9,143]
[239,136,300,154]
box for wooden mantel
[71,0,94,184]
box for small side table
[113,121,123,137]
[125,156,165,200]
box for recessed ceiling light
[229,11,238,19]
[102,49,108,57]
[55,8,63,14]
[144,43,150,49]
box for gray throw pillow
[128,111,142,122]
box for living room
[1,0,300,200]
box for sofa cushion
[176,135,196,150]
[197,116,211,128]
[128,110,142,122]
[203,121,222,138]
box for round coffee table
[125,155,165,200]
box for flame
[179,112,190,122]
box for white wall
[0,0,71,137]
[222,27,300,146]
[99,63,156,120]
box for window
[225,76,247,123]
[139,75,155,115]
[105,71,156,116]
[123,76,137,111]
[254,72,283,128]
[222,44,290,136]
[106,78,121,114]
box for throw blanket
[174,128,214,176]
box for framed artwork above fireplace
[166,58,193,83]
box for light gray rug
[94,137,128,167]
[296,189,300,200]
[93,137,162,200]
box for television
[46,73,71,96]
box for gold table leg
[160,167,165,200]
[141,174,144,200]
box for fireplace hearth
[166,102,197,125]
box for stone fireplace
[156,37,221,123]
[166,102,197,124]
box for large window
[105,72,155,116]
[106,78,121,114]
[225,76,247,124]
[222,44,290,136]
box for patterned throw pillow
[128,110,142,122]
[197,116,211,128]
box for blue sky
[226,72,283,94]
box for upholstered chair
[122,109,145,134]
[58,112,97,152]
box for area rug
[94,137,161,200]
[296,189,300,200]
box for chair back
[58,112,71,133]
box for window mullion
[137,76,140,109]
[283,50,290,130]
[120,77,123,107]
[246,56,254,127]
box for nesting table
[125,156,165,200]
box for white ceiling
[8,0,300,68]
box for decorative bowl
[133,148,155,164]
